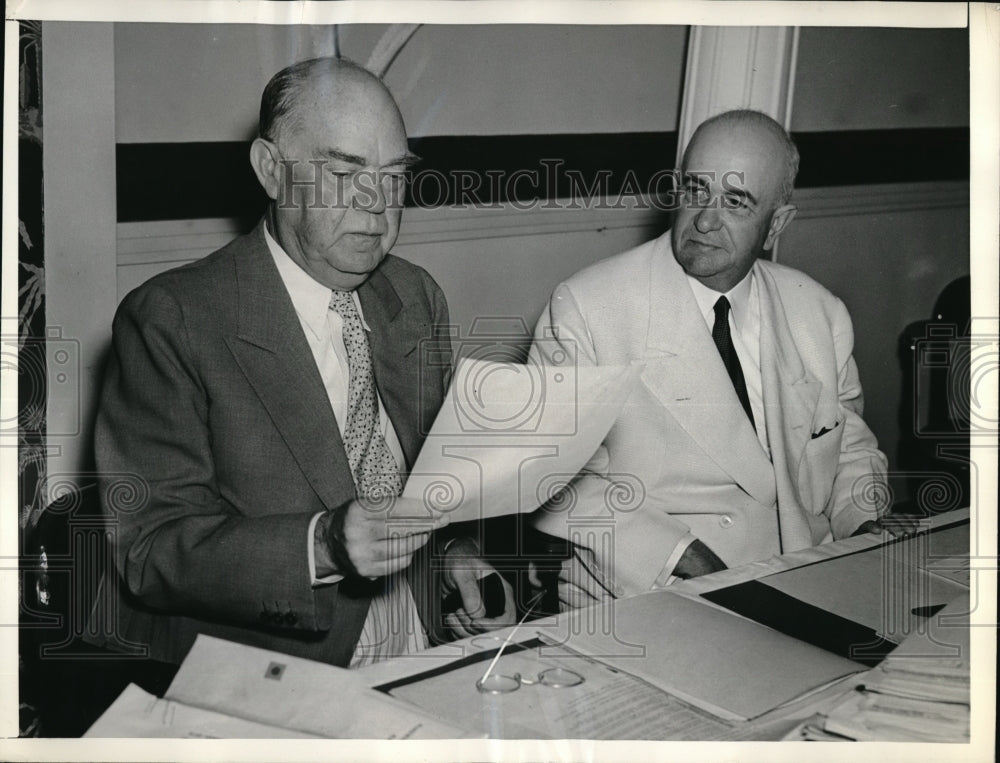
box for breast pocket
[797,421,843,513]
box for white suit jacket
[529,231,888,595]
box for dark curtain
[18,20,45,529]
[18,19,45,738]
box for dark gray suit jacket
[90,220,452,665]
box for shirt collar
[264,224,371,339]
[686,267,755,332]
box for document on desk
[557,590,865,722]
[915,519,972,587]
[85,683,320,738]
[157,635,476,739]
[921,555,971,587]
[376,591,864,732]
[708,520,971,660]
[402,359,641,522]
[375,637,754,740]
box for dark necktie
[712,296,756,429]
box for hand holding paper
[321,496,450,579]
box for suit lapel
[756,262,822,490]
[224,222,356,511]
[755,262,823,552]
[359,267,427,469]
[641,238,776,506]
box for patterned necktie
[712,296,756,429]
[329,290,403,500]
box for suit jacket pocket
[811,420,840,440]
[797,421,843,514]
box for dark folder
[702,579,898,668]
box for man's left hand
[852,514,922,538]
[442,538,516,638]
[527,546,615,612]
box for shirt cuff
[308,511,344,587]
[652,534,697,589]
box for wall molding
[792,180,968,220]
[117,204,669,268]
[117,180,969,269]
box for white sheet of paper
[383,640,744,740]
[916,521,972,586]
[84,683,319,739]
[163,635,478,739]
[554,590,865,721]
[922,555,971,587]
[402,359,641,522]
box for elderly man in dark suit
[91,57,512,667]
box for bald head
[671,109,800,292]
[258,57,401,146]
[249,56,411,291]
[683,110,799,205]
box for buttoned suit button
[719,515,734,528]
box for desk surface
[356,510,971,740]
[83,510,972,741]
[360,510,969,682]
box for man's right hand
[672,538,727,580]
[324,497,450,579]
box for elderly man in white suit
[529,110,909,604]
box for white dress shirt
[265,226,425,666]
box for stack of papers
[85,636,477,739]
[794,593,970,742]
[810,657,969,742]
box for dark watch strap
[325,507,363,579]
